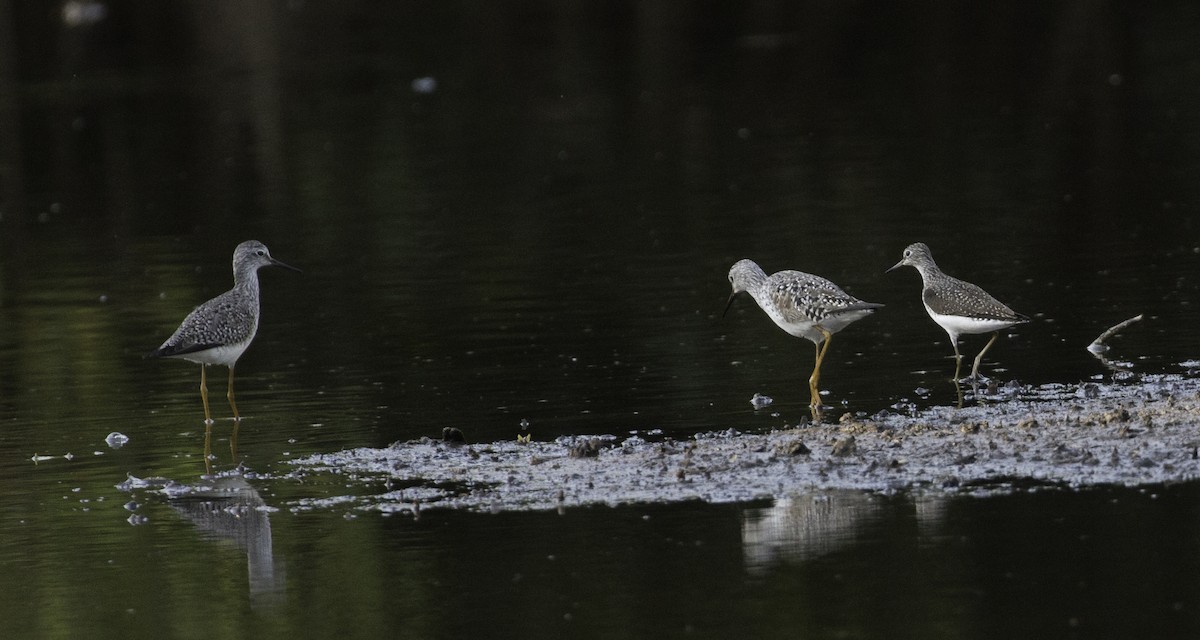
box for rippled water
[2,2,1200,638]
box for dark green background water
[2,2,1199,638]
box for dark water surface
[2,2,1200,638]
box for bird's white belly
[173,342,250,368]
[762,307,824,343]
[766,307,875,343]
[927,307,1015,339]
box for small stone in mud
[954,453,977,465]
[1104,407,1131,423]
[831,437,857,457]
[1052,443,1077,462]
[568,438,603,458]
[442,427,466,443]
[780,440,810,456]
[1017,418,1039,430]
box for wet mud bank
[284,375,1200,514]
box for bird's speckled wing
[923,275,1025,322]
[149,289,258,357]
[769,270,880,324]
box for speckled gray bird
[887,242,1029,381]
[148,240,300,423]
[725,258,883,409]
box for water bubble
[105,432,129,449]
[62,0,107,27]
[411,76,437,94]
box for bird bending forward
[725,258,882,410]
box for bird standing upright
[148,240,300,424]
[887,242,1029,382]
[725,258,883,411]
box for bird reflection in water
[169,473,286,609]
[740,490,946,573]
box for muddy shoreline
[283,375,1200,514]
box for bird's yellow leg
[227,367,239,422]
[972,333,1000,380]
[200,364,213,425]
[809,327,833,408]
[951,341,963,383]
[808,342,820,404]
[226,367,242,457]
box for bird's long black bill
[722,292,740,318]
[884,260,904,273]
[271,258,302,273]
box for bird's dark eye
[256,250,265,256]
[904,250,911,257]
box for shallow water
[2,2,1200,638]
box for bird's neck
[740,263,768,291]
[914,262,945,283]
[233,267,261,293]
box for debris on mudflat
[779,440,811,456]
[106,432,130,449]
[831,437,857,457]
[1088,314,1143,354]
[750,393,773,410]
[284,374,1200,515]
[568,437,604,458]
